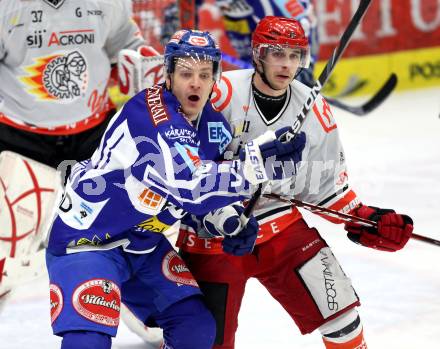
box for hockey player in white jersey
[44,29,306,349]
[0,0,157,312]
[178,17,414,349]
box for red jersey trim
[0,106,112,136]
[178,207,303,254]
[324,190,360,224]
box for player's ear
[165,75,171,90]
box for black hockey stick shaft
[326,73,398,116]
[243,0,373,219]
[264,193,440,247]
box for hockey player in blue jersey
[45,29,306,349]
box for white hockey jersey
[0,0,144,134]
[179,69,360,254]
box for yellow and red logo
[20,51,88,102]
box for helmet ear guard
[164,30,222,81]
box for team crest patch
[138,188,165,210]
[72,279,121,327]
[20,51,88,102]
[188,35,209,47]
[174,142,201,172]
[50,284,63,324]
[137,216,170,233]
[43,0,66,9]
[161,251,198,287]
[207,122,232,153]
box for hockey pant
[180,218,361,349]
[47,235,215,349]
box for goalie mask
[252,16,310,69]
[164,30,222,82]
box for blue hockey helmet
[164,29,222,81]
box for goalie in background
[177,16,414,349]
[0,0,156,311]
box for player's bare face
[256,47,302,94]
[169,58,215,121]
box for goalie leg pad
[61,331,111,349]
[0,151,62,259]
[0,151,61,300]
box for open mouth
[188,95,200,102]
[276,74,290,79]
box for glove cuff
[354,205,395,222]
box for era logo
[313,98,337,133]
[208,122,232,153]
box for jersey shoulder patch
[312,95,337,133]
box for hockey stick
[325,73,398,116]
[242,0,373,220]
[263,193,440,247]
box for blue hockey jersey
[46,84,250,255]
[217,0,318,65]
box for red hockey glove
[345,205,413,252]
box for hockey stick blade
[264,193,440,248]
[243,0,373,219]
[326,73,398,116]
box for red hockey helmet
[252,16,310,68]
